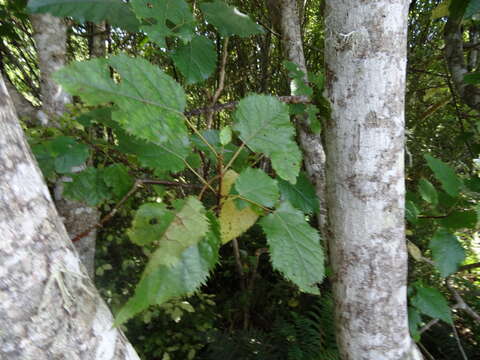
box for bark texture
[30,14,99,278]
[30,13,70,123]
[444,11,480,111]
[2,75,37,120]
[324,1,422,359]
[279,0,328,236]
[0,75,139,360]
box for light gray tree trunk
[0,74,140,360]
[324,1,423,359]
[30,14,99,278]
[30,14,70,123]
[279,0,328,236]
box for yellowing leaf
[407,241,423,262]
[219,170,258,244]
[432,0,451,19]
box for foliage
[4,0,479,358]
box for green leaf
[439,210,477,230]
[219,126,232,146]
[465,0,480,18]
[103,164,134,198]
[128,203,175,246]
[116,129,189,173]
[199,1,264,38]
[234,168,279,208]
[424,154,462,197]
[63,167,110,206]
[27,0,140,31]
[116,213,220,325]
[429,229,465,277]
[305,104,321,134]
[406,200,420,224]
[411,285,452,324]
[278,172,319,214]
[418,178,438,205]
[51,136,89,174]
[131,0,194,47]
[32,143,56,179]
[260,202,324,294]
[54,55,188,148]
[146,197,210,267]
[233,94,302,183]
[171,36,216,84]
[464,72,480,84]
[408,307,422,342]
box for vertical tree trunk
[30,14,70,123]
[279,0,328,236]
[31,14,99,278]
[324,1,422,359]
[0,74,139,359]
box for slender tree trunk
[30,14,70,124]
[279,0,328,237]
[30,14,99,278]
[324,1,422,359]
[445,10,480,111]
[0,74,139,359]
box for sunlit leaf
[199,1,264,38]
[233,95,301,183]
[27,0,139,31]
[116,213,220,325]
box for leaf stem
[184,116,220,158]
[223,141,246,173]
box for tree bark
[30,14,99,278]
[30,13,71,123]
[444,10,480,111]
[0,74,140,360]
[279,0,328,237]
[324,1,422,359]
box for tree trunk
[444,10,480,111]
[324,1,422,359]
[0,74,140,360]
[279,0,328,237]
[30,13,70,123]
[30,14,99,278]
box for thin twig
[71,178,201,242]
[419,319,439,334]
[458,261,480,272]
[451,322,469,360]
[184,95,309,117]
[72,180,140,242]
[206,37,229,129]
[446,278,480,323]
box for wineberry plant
[27,0,326,325]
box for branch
[446,278,480,324]
[71,178,201,242]
[206,37,229,129]
[458,262,480,272]
[444,12,480,111]
[184,95,309,117]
